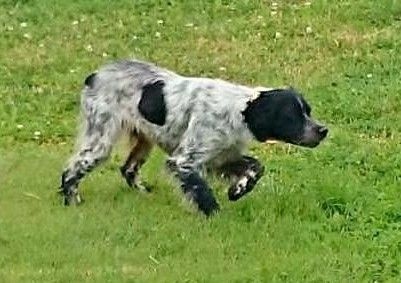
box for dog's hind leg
[60,111,120,205]
[220,156,265,201]
[120,132,153,192]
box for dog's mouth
[295,126,328,148]
[296,140,321,148]
[264,139,321,148]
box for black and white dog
[60,60,328,216]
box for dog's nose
[318,126,328,138]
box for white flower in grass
[219,66,226,72]
[72,20,79,25]
[35,87,44,94]
[275,31,282,39]
[157,19,164,25]
[304,1,312,6]
[306,26,313,34]
[367,73,373,78]
[271,11,277,16]
[85,44,93,52]
[23,33,31,39]
[6,25,14,31]
[185,23,194,27]
[155,32,161,38]
[34,131,41,139]
[17,124,24,130]
[133,35,138,40]
[20,22,27,28]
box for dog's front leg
[167,159,220,216]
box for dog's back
[80,59,253,155]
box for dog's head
[243,88,328,148]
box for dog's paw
[228,175,255,201]
[59,187,83,206]
[133,181,152,193]
[120,166,134,187]
[198,198,220,217]
[120,166,151,193]
[191,188,220,217]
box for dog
[60,59,328,216]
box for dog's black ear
[138,80,167,126]
[242,95,274,142]
[242,89,288,142]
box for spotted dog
[60,60,328,216]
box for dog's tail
[84,72,97,88]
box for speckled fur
[62,62,258,171]
[59,60,278,213]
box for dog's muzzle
[298,123,329,148]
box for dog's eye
[303,104,311,116]
[299,97,311,116]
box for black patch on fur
[84,72,97,88]
[138,80,167,126]
[242,88,307,143]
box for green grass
[1,0,401,282]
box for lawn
[1,0,401,282]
